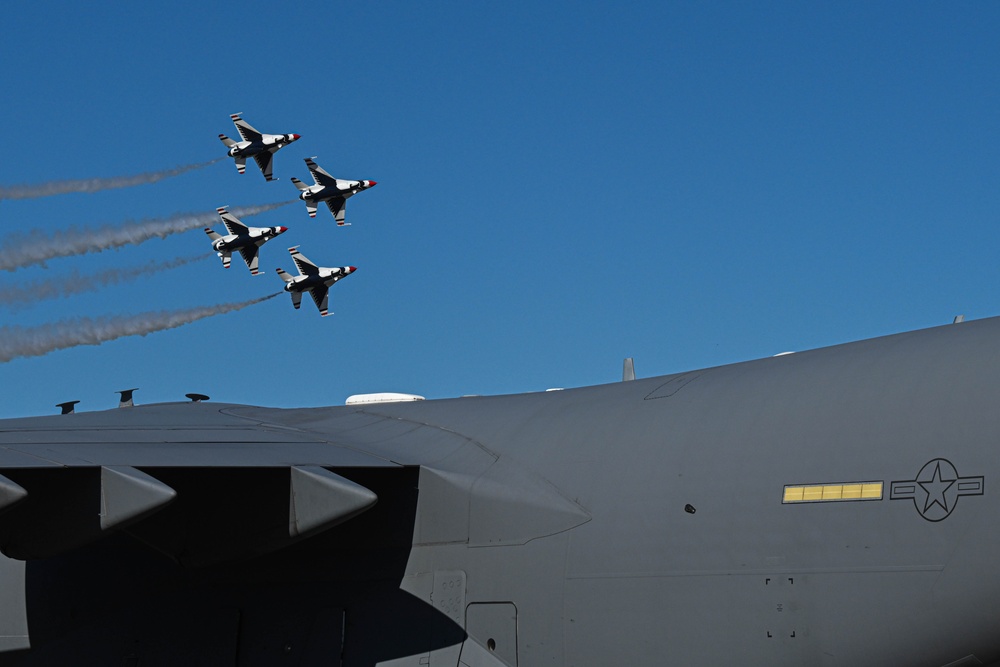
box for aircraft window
[782,481,883,503]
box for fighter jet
[275,245,356,316]
[203,207,287,276]
[218,113,300,181]
[290,157,376,224]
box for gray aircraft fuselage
[0,318,999,666]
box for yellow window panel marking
[783,481,883,503]
[821,485,842,500]
[782,486,804,502]
[801,485,824,501]
[841,484,862,499]
[861,482,883,499]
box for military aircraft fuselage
[299,180,373,202]
[283,267,354,293]
[213,227,286,253]
[1,318,999,665]
[227,133,298,159]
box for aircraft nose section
[291,134,301,141]
[348,266,357,273]
[366,181,377,188]
[277,226,288,234]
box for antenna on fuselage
[117,388,138,408]
[622,358,635,382]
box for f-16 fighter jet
[203,207,287,276]
[290,157,376,224]
[218,114,300,181]
[275,246,356,316]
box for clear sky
[0,2,997,418]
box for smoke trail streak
[0,293,280,363]
[0,158,226,201]
[0,254,210,308]
[0,200,293,272]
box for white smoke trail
[0,158,226,201]
[0,254,210,308]
[0,293,280,363]
[0,200,293,272]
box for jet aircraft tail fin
[275,267,294,283]
[289,177,309,192]
[218,134,237,148]
[203,228,222,242]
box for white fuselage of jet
[283,266,356,294]
[228,133,300,159]
[213,226,287,254]
[298,179,376,203]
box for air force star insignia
[890,458,983,522]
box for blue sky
[0,2,998,418]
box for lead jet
[218,113,300,181]
[290,157,376,224]
[275,245,356,316]
[203,206,287,275]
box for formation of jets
[211,114,377,315]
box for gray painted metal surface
[99,465,176,530]
[289,465,378,536]
[0,319,999,664]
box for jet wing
[0,396,588,561]
[305,158,338,187]
[253,152,275,181]
[219,210,249,237]
[290,248,320,276]
[231,114,262,143]
[0,402,409,565]
[325,197,347,224]
[0,405,399,469]
[309,284,330,316]
[238,246,260,274]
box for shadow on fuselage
[4,467,465,666]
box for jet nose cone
[348,266,357,273]
[367,181,377,188]
[291,134,301,140]
[277,226,288,233]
